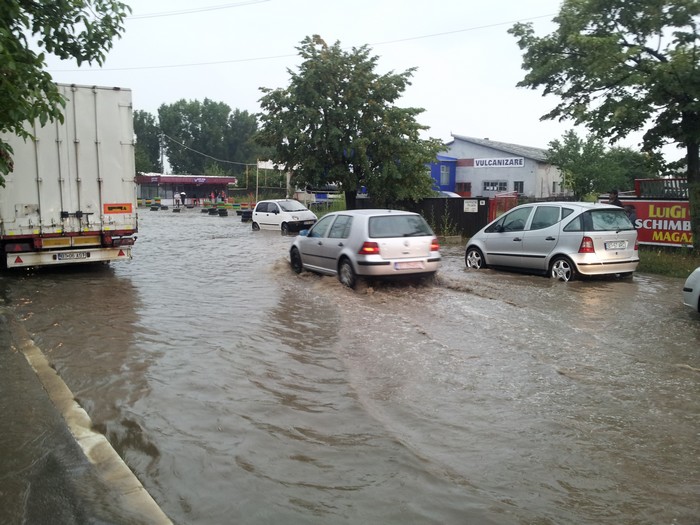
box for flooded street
[2,209,699,524]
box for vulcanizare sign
[473,157,524,168]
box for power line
[47,13,556,73]
[161,133,256,167]
[128,0,270,20]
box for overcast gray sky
[44,0,681,161]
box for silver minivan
[465,202,639,281]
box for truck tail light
[578,236,595,253]
[359,242,380,255]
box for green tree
[547,131,663,199]
[0,0,130,185]
[256,35,442,209]
[509,0,700,249]
[133,110,162,174]
[605,146,664,190]
[159,99,231,174]
[158,100,264,178]
[547,131,609,199]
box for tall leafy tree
[605,146,664,190]
[158,99,231,174]
[547,131,663,199]
[158,100,264,177]
[256,35,442,209]
[547,131,609,199]
[0,0,130,185]
[133,110,162,174]
[509,0,700,248]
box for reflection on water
[1,210,699,524]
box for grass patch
[637,246,699,278]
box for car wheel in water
[465,247,485,269]
[290,247,303,274]
[550,256,576,282]
[338,258,357,288]
[281,223,289,236]
[252,222,260,231]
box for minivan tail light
[359,242,380,255]
[579,236,595,253]
[430,238,440,252]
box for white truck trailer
[0,84,138,269]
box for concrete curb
[12,319,172,524]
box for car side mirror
[495,225,505,233]
[299,229,309,237]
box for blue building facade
[430,154,457,193]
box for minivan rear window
[588,209,635,231]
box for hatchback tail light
[634,239,639,251]
[430,238,440,252]
[359,241,380,255]
[578,236,595,253]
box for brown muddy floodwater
[1,208,699,524]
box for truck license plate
[57,252,89,260]
[605,241,627,250]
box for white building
[440,134,569,199]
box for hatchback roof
[330,209,419,216]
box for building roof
[449,134,549,162]
[135,173,238,185]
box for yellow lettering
[652,231,693,243]
[670,205,686,219]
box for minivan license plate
[605,241,627,250]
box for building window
[440,165,450,186]
[514,181,524,194]
[483,181,507,192]
[455,182,471,193]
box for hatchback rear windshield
[368,215,433,238]
[564,209,635,232]
[278,200,308,212]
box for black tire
[550,256,576,282]
[338,258,357,288]
[281,223,289,236]
[290,247,303,274]
[465,247,486,269]
[252,222,260,231]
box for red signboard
[621,199,693,247]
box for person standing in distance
[609,189,623,207]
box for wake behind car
[682,266,700,312]
[290,209,441,288]
[252,199,317,234]
[465,202,639,281]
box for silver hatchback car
[465,202,639,281]
[290,209,441,288]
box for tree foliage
[134,110,162,174]
[0,0,130,185]
[509,0,700,247]
[256,35,442,208]
[158,100,264,178]
[547,130,663,199]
